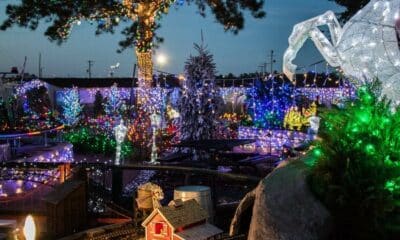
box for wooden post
[59,165,65,183]
[112,166,123,203]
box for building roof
[174,223,223,240]
[142,199,208,230]
[42,78,136,88]
[43,180,84,205]
[41,75,181,88]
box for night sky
[0,0,342,78]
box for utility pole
[38,53,43,78]
[87,60,94,78]
[258,63,267,76]
[267,50,276,74]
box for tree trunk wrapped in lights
[122,0,169,88]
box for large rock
[231,160,332,240]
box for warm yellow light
[23,215,36,240]
[156,53,167,66]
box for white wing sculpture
[283,0,400,104]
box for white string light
[284,0,400,104]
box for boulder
[231,160,332,240]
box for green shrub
[309,83,400,239]
[64,126,134,159]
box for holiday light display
[309,83,400,238]
[122,0,176,86]
[114,119,128,165]
[64,124,134,158]
[283,102,317,130]
[220,87,248,113]
[60,86,82,126]
[180,43,221,142]
[284,1,400,104]
[0,143,73,201]
[238,127,307,155]
[297,87,355,106]
[247,78,296,129]
[150,112,161,164]
[15,80,49,117]
[104,83,126,117]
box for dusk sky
[0,0,342,78]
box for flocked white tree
[179,43,221,141]
[61,86,82,126]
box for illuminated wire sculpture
[284,0,400,104]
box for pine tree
[93,90,105,117]
[61,86,82,126]
[179,43,221,141]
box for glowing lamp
[23,215,36,240]
[156,53,167,66]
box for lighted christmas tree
[104,83,124,117]
[60,86,82,126]
[179,43,221,141]
[309,82,400,239]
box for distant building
[142,199,222,240]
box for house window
[154,222,167,236]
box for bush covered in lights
[64,127,134,159]
[246,78,296,129]
[309,82,400,239]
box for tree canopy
[0,0,265,52]
[331,0,370,21]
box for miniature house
[142,199,222,240]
